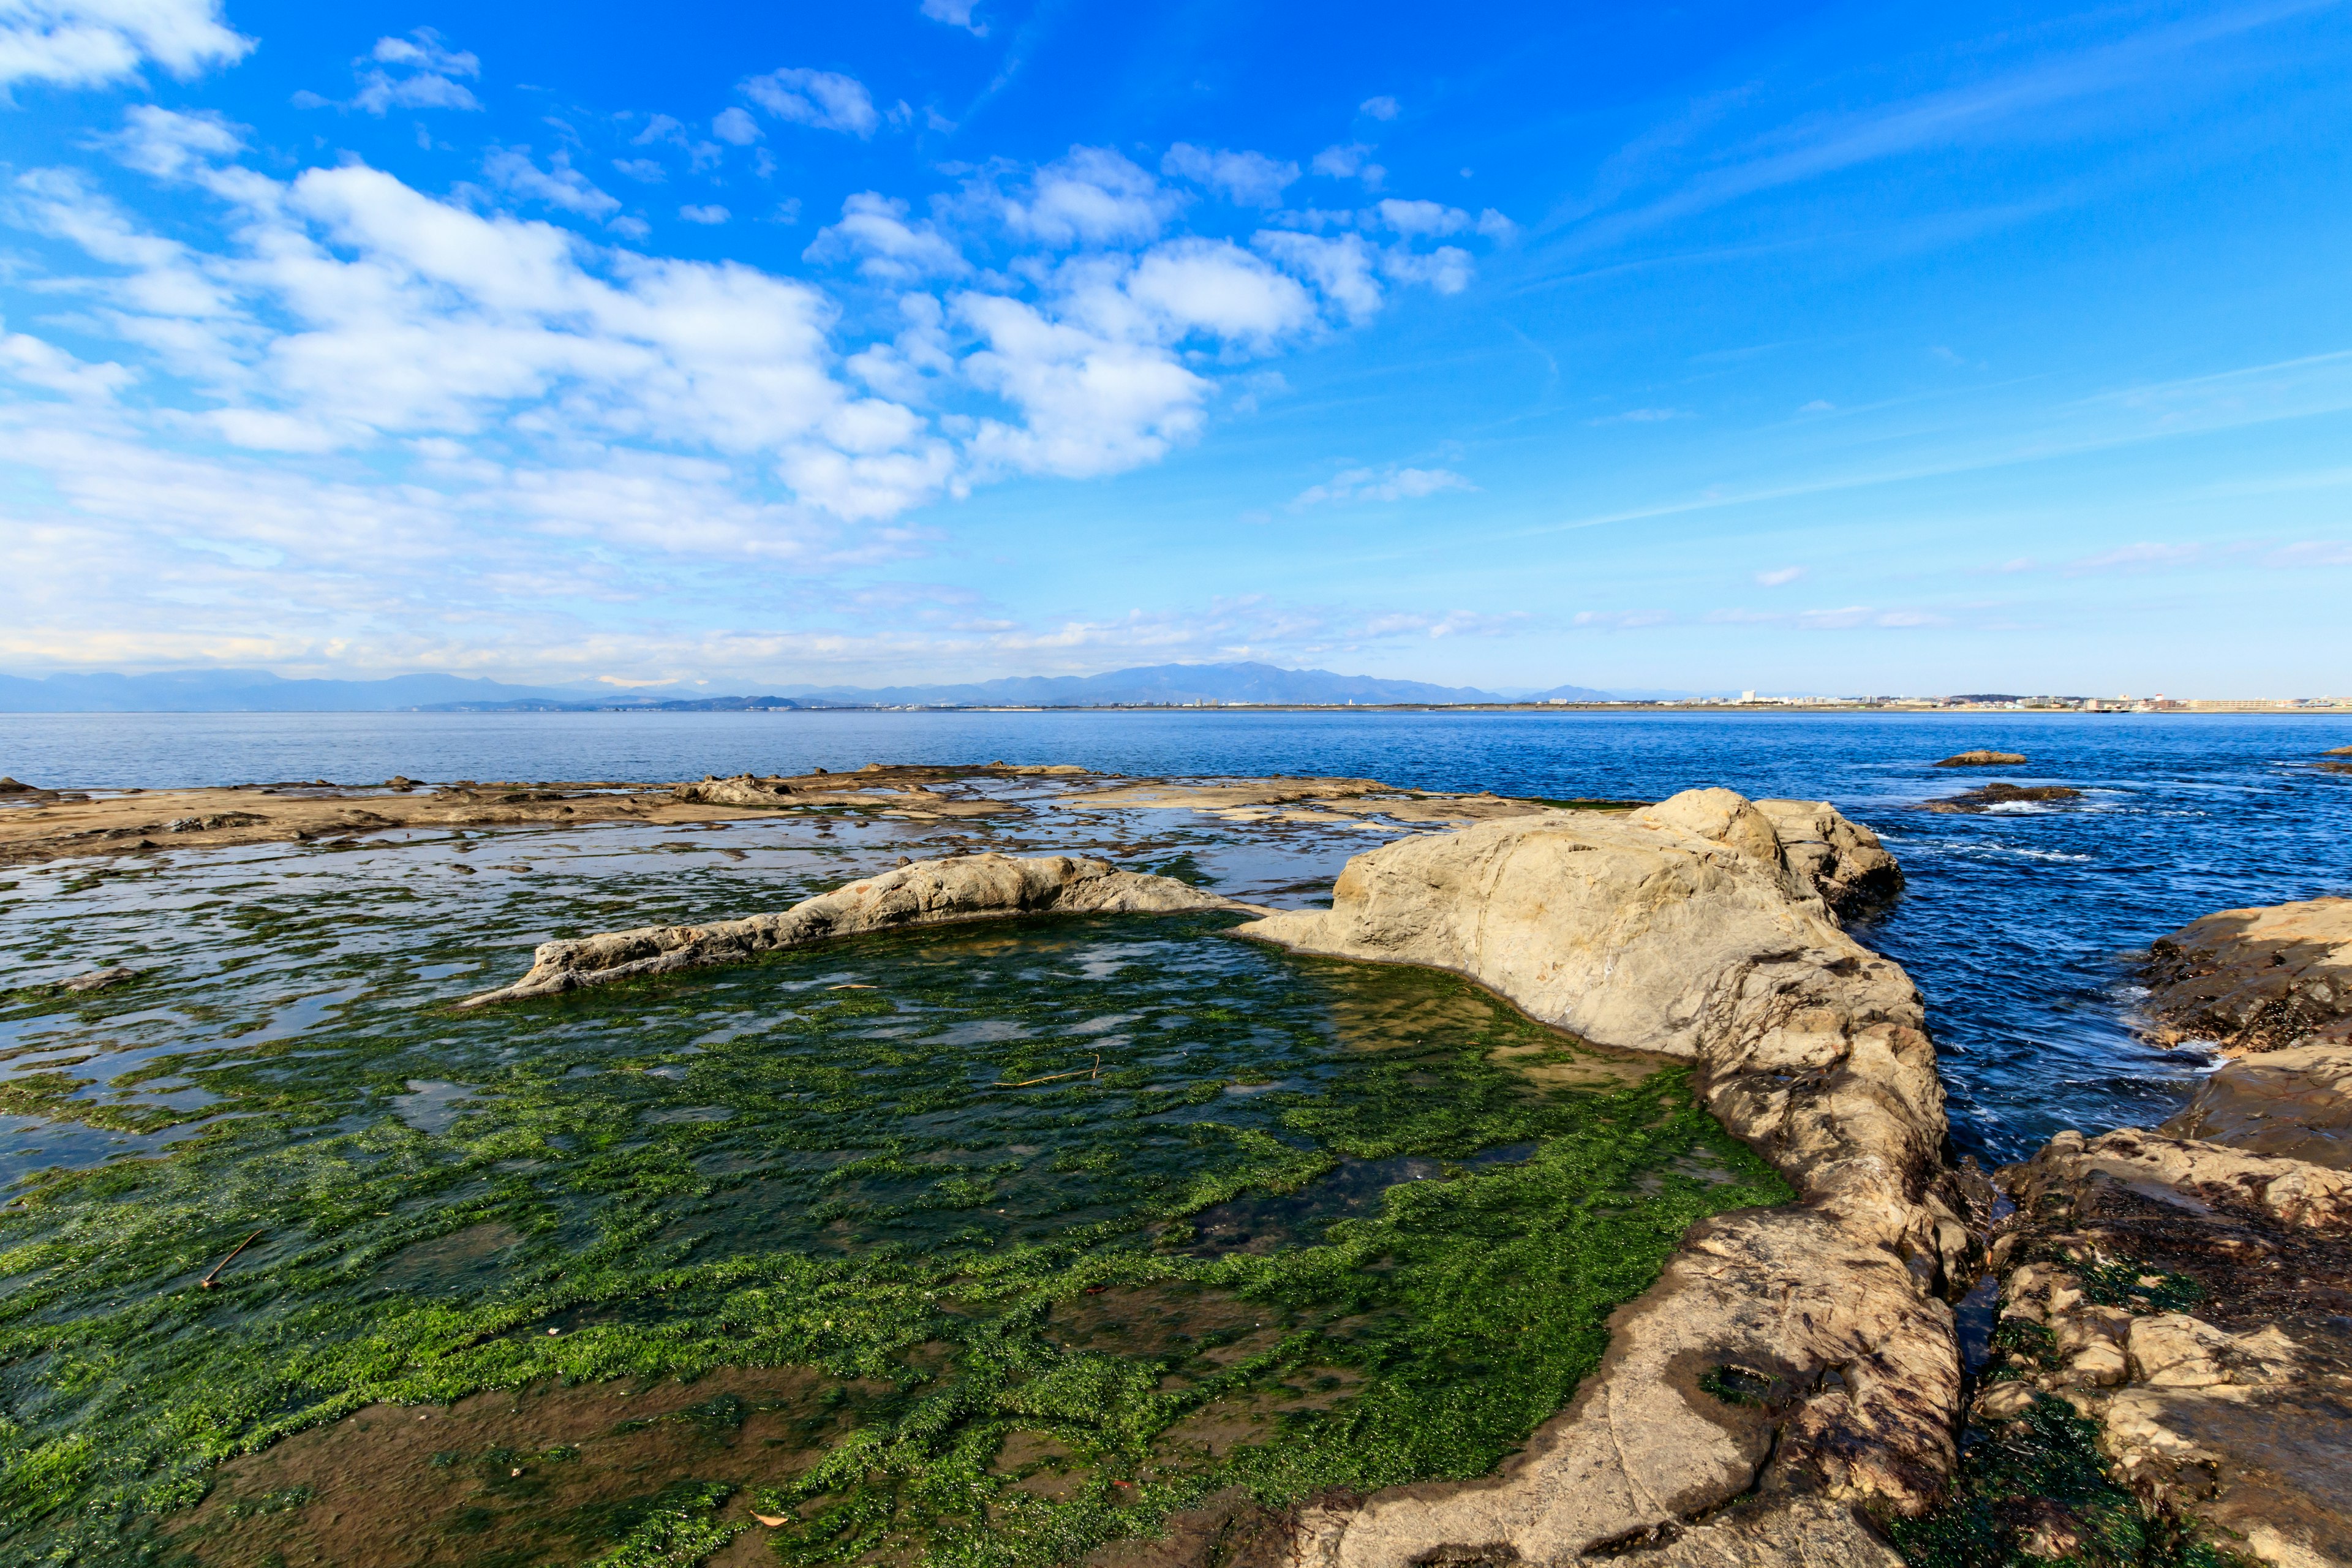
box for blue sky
[2,0,2348,696]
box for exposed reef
[457,853,1253,1007]
[1233,788,1968,1566]
[1934,751,2029,767]
[1955,897,2352,1568]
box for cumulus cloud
[679,203,729,224]
[346,29,481,115]
[998,146,1185,247]
[710,105,760,145]
[742,66,880,136]
[1311,143,1384,189]
[919,0,986,34]
[804,191,970,282]
[1374,198,1469,236]
[104,102,240,177]
[1378,244,1472,294]
[1292,465,1474,507]
[1160,143,1298,208]
[483,146,620,217]
[611,157,664,183]
[0,0,249,91]
[1251,230,1382,322]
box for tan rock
[2008,1127,2352,1231]
[1932,750,2027,767]
[2163,1042,2352,1169]
[458,854,1251,1007]
[1234,790,1969,1566]
[1752,797,1904,914]
[2143,896,2352,1055]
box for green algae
[2,844,1789,1568]
[1891,1396,2257,1568]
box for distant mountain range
[0,663,1627,712]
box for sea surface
[6,708,2350,1165]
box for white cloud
[1754,565,1804,586]
[483,146,620,217]
[956,288,1212,480]
[1251,230,1382,323]
[2,328,132,397]
[919,0,986,35]
[1161,143,1298,208]
[999,146,1184,247]
[0,0,249,91]
[804,191,970,282]
[1379,244,1472,294]
[349,29,481,115]
[611,157,664,183]
[1124,238,1314,347]
[710,105,760,145]
[1374,198,1469,236]
[1587,406,1687,425]
[1476,208,1515,240]
[1312,143,1385,189]
[742,66,880,137]
[103,103,240,177]
[1292,465,1474,507]
[1360,95,1400,121]
[631,113,687,147]
[679,203,729,224]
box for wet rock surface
[2162,1043,2352,1168]
[1237,788,1970,1566]
[459,852,1253,1006]
[2143,897,2352,1055]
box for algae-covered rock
[459,853,1250,1006]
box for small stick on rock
[991,1052,1101,1089]
[198,1229,262,1289]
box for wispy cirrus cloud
[1292,464,1475,508]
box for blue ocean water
[5,709,2348,1163]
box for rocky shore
[1966,897,2352,1568]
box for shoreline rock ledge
[1977,896,2352,1568]
[456,854,1248,1008]
[1234,788,1970,1568]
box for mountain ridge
[0,663,1624,712]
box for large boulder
[2143,897,2352,1054]
[458,854,1246,1007]
[1238,790,1970,1567]
[1752,796,1903,913]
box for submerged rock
[458,853,1252,1007]
[1934,750,2028,767]
[1922,781,2084,813]
[1240,789,1970,1565]
[59,965,140,993]
[2143,895,2352,1054]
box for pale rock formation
[1239,788,1968,1567]
[1751,797,1903,914]
[1932,750,2027,767]
[458,854,1248,1008]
